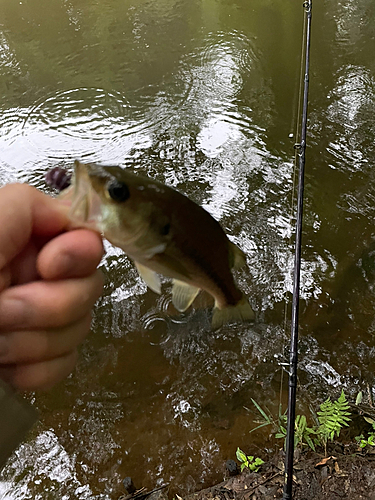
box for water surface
[1,0,375,498]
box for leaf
[240,463,246,472]
[305,435,316,452]
[249,421,273,434]
[251,398,271,423]
[317,391,351,441]
[236,448,247,463]
[356,391,363,405]
[315,456,336,467]
[299,415,307,432]
[364,417,375,425]
[305,426,316,435]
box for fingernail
[0,298,27,329]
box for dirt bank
[118,444,375,500]
[184,446,375,500]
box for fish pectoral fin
[211,295,255,329]
[172,280,200,312]
[134,262,161,294]
[229,241,247,269]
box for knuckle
[12,350,78,391]
[9,331,49,363]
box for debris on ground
[183,447,375,500]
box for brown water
[1,0,375,498]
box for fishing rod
[283,1,312,499]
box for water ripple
[187,30,258,100]
[6,76,194,167]
[23,87,130,138]
[141,309,167,331]
[325,65,375,172]
[326,65,375,129]
[175,30,263,140]
[332,0,374,53]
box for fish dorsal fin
[134,262,161,294]
[228,241,247,269]
[172,279,200,312]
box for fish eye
[108,181,130,202]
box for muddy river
[1,0,375,497]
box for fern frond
[317,390,351,443]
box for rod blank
[283,1,312,499]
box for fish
[58,160,255,328]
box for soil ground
[119,445,375,500]
[184,445,375,500]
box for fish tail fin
[211,295,255,329]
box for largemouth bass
[59,161,255,328]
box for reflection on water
[1,430,101,499]
[1,0,375,497]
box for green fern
[317,390,351,453]
[275,414,317,451]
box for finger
[0,350,78,391]
[0,271,104,331]
[0,313,92,364]
[37,229,104,280]
[0,265,11,292]
[9,240,39,285]
[0,184,69,271]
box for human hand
[0,183,104,391]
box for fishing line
[283,1,312,499]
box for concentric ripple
[17,78,194,164]
[186,30,258,101]
[23,87,130,139]
[177,31,261,123]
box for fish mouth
[58,161,104,231]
